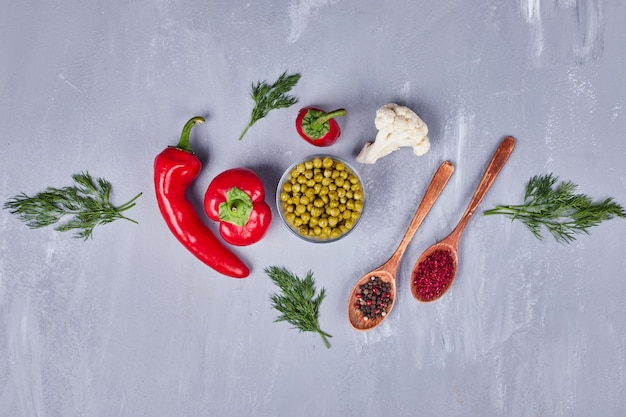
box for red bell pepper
[204,168,272,246]
[154,117,250,278]
[295,106,346,147]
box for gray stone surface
[1,1,625,415]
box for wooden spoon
[410,136,516,302]
[347,161,455,331]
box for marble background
[1,0,625,415]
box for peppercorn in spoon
[348,161,455,331]
[410,136,516,302]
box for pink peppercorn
[413,249,455,301]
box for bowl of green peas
[276,155,365,243]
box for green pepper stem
[218,187,253,227]
[311,109,346,130]
[228,198,246,214]
[176,116,205,152]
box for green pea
[281,156,364,240]
[310,207,322,218]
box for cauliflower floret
[356,103,430,164]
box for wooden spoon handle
[449,136,516,241]
[385,161,455,270]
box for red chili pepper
[154,117,249,278]
[295,106,346,147]
[203,168,272,246]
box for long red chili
[154,116,250,278]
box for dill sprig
[265,266,332,349]
[4,172,142,240]
[238,72,301,141]
[484,173,625,244]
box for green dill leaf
[3,172,142,240]
[484,173,626,244]
[265,266,332,349]
[239,72,301,141]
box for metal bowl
[276,154,365,243]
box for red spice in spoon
[412,249,455,301]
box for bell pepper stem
[176,116,205,152]
[218,187,253,227]
[311,109,346,130]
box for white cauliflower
[356,103,430,164]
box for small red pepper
[295,106,346,147]
[204,168,272,246]
[154,117,249,278]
